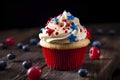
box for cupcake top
[39,11,88,44]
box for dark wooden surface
[0,23,120,80]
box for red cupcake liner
[42,47,87,71]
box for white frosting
[39,11,87,44]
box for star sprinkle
[46,28,54,36]
[51,18,58,22]
[71,24,78,30]
[67,15,75,20]
[68,34,77,42]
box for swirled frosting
[39,11,87,44]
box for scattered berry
[22,44,30,51]
[86,27,92,34]
[37,42,41,47]
[7,52,16,60]
[89,47,101,60]
[29,38,39,45]
[22,60,32,69]
[5,37,15,46]
[92,41,101,48]
[17,42,24,49]
[27,66,42,80]
[86,30,92,39]
[95,28,103,35]
[78,68,88,77]
[0,60,7,70]
[108,29,116,36]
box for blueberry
[22,60,32,69]
[92,41,101,48]
[17,42,24,49]
[0,60,7,70]
[29,38,39,45]
[108,29,116,36]
[22,44,30,51]
[78,68,88,77]
[95,28,103,35]
[7,52,16,60]
[37,42,41,47]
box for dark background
[1,0,120,29]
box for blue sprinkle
[68,15,75,20]
[51,18,58,22]
[71,24,78,30]
[68,34,77,42]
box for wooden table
[0,23,120,80]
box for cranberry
[5,37,15,46]
[27,66,42,80]
[86,30,92,39]
[86,28,92,39]
[89,47,101,60]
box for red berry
[86,27,92,34]
[86,30,92,39]
[5,37,15,46]
[89,47,101,60]
[27,66,42,80]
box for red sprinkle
[65,30,68,33]
[62,19,67,22]
[55,32,59,35]
[46,27,49,29]
[67,28,70,30]
[63,28,65,30]
[80,28,82,32]
[46,28,54,36]
[60,24,63,27]
[66,24,70,27]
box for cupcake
[39,11,90,70]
